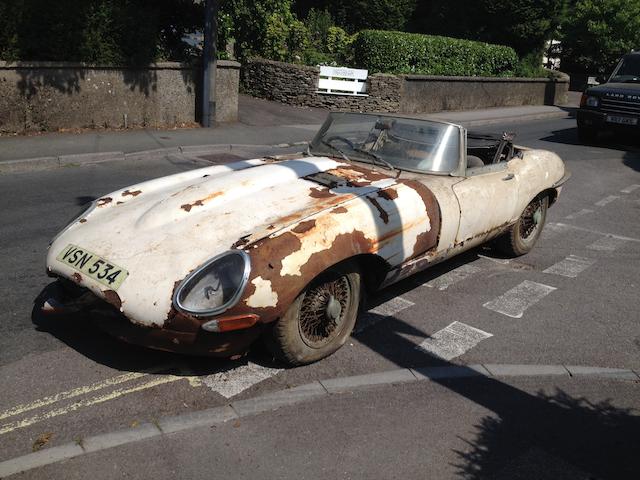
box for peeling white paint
[246,277,278,308]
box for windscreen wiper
[352,147,400,178]
[318,140,352,163]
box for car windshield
[309,113,461,174]
[610,55,640,83]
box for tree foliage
[294,0,417,33]
[0,0,201,63]
[560,0,640,74]
[410,0,567,63]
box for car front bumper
[577,109,640,132]
[40,279,263,357]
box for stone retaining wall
[243,58,569,114]
[243,59,402,112]
[0,60,240,133]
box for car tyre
[496,196,548,257]
[266,262,361,366]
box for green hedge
[353,30,518,77]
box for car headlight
[49,200,97,246]
[173,250,251,316]
[585,96,599,107]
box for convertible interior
[466,131,521,168]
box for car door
[452,161,520,245]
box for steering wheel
[324,135,356,150]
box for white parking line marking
[543,255,596,278]
[587,236,628,252]
[202,362,282,399]
[483,280,557,319]
[550,223,640,242]
[595,195,619,207]
[417,322,493,360]
[565,209,593,220]
[541,222,571,239]
[621,184,640,194]
[354,297,415,333]
[0,375,186,435]
[423,264,481,290]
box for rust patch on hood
[232,235,251,249]
[291,219,316,234]
[181,191,224,212]
[378,188,398,200]
[325,164,393,187]
[332,206,348,214]
[397,179,441,258]
[225,228,376,322]
[103,290,122,310]
[308,187,336,199]
[79,218,87,223]
[367,196,389,224]
[122,189,142,197]
[97,197,112,207]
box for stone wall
[400,73,569,114]
[243,58,402,112]
[243,58,569,114]
[0,60,240,133]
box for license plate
[56,244,129,290]
[605,114,638,125]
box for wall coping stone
[0,60,241,70]
[403,74,568,83]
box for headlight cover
[585,96,599,107]
[50,200,97,246]
[173,250,251,316]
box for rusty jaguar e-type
[43,113,569,365]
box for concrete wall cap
[0,61,197,70]
[402,74,567,83]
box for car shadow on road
[541,124,640,152]
[30,287,280,377]
[354,307,640,479]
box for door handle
[502,173,515,181]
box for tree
[560,0,640,74]
[0,0,202,64]
[294,0,417,33]
[410,0,567,65]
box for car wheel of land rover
[497,196,548,257]
[267,262,361,366]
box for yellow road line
[0,363,177,422]
[0,375,185,435]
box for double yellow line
[0,364,201,435]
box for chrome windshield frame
[310,112,467,177]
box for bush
[353,30,518,77]
[326,26,354,63]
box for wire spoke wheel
[266,262,362,366]
[495,195,548,257]
[299,276,351,348]
[520,197,543,239]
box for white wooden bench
[316,66,368,96]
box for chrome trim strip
[172,250,251,317]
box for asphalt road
[0,115,639,478]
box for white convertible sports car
[43,113,569,365]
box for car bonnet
[46,156,397,327]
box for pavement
[1,93,639,479]
[0,93,578,168]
